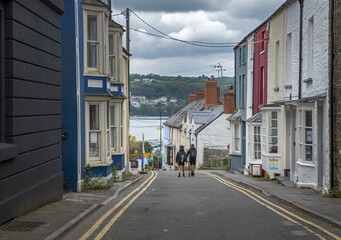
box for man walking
[176,145,186,177]
[187,144,197,177]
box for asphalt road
[64,171,341,240]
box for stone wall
[203,148,229,168]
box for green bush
[82,165,111,192]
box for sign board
[269,157,279,171]
[136,158,143,172]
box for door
[317,105,323,188]
[290,109,296,182]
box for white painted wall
[245,35,255,174]
[196,114,231,167]
[295,0,330,191]
[286,1,300,101]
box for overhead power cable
[130,10,237,48]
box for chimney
[223,86,235,114]
[189,92,197,103]
[196,90,205,100]
[205,78,218,107]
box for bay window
[254,126,261,160]
[109,33,115,78]
[269,111,278,154]
[83,6,109,75]
[299,109,313,162]
[233,123,240,153]
[89,104,100,160]
[87,15,98,69]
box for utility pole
[126,8,130,54]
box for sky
[112,0,286,77]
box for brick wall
[205,78,218,107]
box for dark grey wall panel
[0,158,61,201]
[7,129,61,154]
[6,60,61,86]
[5,99,61,116]
[15,0,62,28]
[5,79,61,100]
[0,0,64,225]
[7,21,61,57]
[5,1,61,43]
[0,170,63,224]
[6,115,61,136]
[6,40,61,72]
[0,144,61,180]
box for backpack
[190,149,196,159]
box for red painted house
[253,24,269,115]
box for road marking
[95,172,158,240]
[79,171,156,240]
[208,173,341,240]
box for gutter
[330,0,335,189]
[74,0,82,192]
[298,0,304,99]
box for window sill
[89,159,113,167]
[297,161,315,168]
[0,143,18,162]
[303,78,313,84]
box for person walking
[187,144,197,177]
[176,145,186,177]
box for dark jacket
[186,145,196,161]
[176,146,187,163]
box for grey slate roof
[246,112,262,123]
[194,105,224,134]
[163,98,205,128]
[227,109,241,121]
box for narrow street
[63,171,341,240]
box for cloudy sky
[112,0,286,77]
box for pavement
[0,169,340,240]
[0,173,145,240]
[208,170,341,230]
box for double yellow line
[208,172,341,240]
[80,171,158,240]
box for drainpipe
[74,0,82,192]
[298,0,304,100]
[330,0,335,189]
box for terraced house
[232,0,333,192]
[61,0,130,191]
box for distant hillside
[130,74,234,101]
[129,74,234,116]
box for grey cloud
[114,0,226,12]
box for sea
[129,116,169,142]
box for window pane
[111,127,115,148]
[109,34,114,55]
[305,146,313,161]
[269,145,278,153]
[107,102,109,129]
[269,128,278,137]
[110,105,116,126]
[305,111,312,127]
[109,57,114,76]
[235,139,239,151]
[87,42,97,68]
[107,131,110,155]
[90,132,99,157]
[87,15,97,41]
[90,105,99,130]
[121,126,123,147]
[305,129,312,144]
